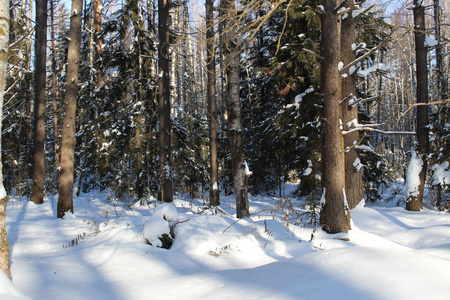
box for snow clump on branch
[143,203,178,248]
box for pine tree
[319,0,351,234]
[58,0,83,218]
[30,0,48,204]
[407,0,429,211]
[158,0,173,202]
[341,0,364,209]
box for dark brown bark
[222,0,249,218]
[158,0,173,202]
[319,0,351,233]
[206,0,220,207]
[58,0,83,218]
[30,0,47,205]
[407,1,429,211]
[341,0,364,209]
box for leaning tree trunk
[58,0,83,218]
[158,0,173,202]
[30,0,47,205]
[222,0,249,218]
[341,0,364,209]
[206,0,220,207]
[0,0,10,277]
[407,0,429,211]
[319,0,351,233]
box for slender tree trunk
[158,0,173,202]
[222,0,249,218]
[30,0,47,204]
[319,0,351,233]
[131,0,145,201]
[50,0,59,167]
[58,0,83,218]
[407,0,429,211]
[0,0,9,277]
[206,0,220,207]
[94,0,103,87]
[341,0,364,209]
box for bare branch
[399,99,450,121]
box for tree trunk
[50,0,59,167]
[407,0,429,211]
[94,0,103,87]
[0,0,9,277]
[319,0,351,233]
[341,0,364,209]
[158,0,173,202]
[433,0,445,101]
[30,0,47,204]
[222,0,249,218]
[58,0,83,218]
[131,0,145,201]
[206,0,220,207]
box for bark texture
[206,0,220,207]
[0,0,10,277]
[58,0,83,218]
[158,0,173,202]
[30,0,47,204]
[341,0,364,209]
[320,0,351,233]
[94,0,103,87]
[222,0,249,218]
[407,1,429,211]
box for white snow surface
[4,183,450,300]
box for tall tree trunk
[58,0,83,218]
[158,0,173,202]
[341,0,364,209]
[407,0,429,211]
[222,0,249,218]
[131,0,145,201]
[30,0,47,204]
[94,0,103,87]
[0,0,9,277]
[319,0,351,233]
[206,0,220,207]
[433,0,445,100]
[50,0,59,167]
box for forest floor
[3,182,450,299]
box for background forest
[3,0,450,216]
[1,0,450,298]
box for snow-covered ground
[3,183,450,300]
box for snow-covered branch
[340,35,391,75]
[348,94,380,108]
[342,127,416,136]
